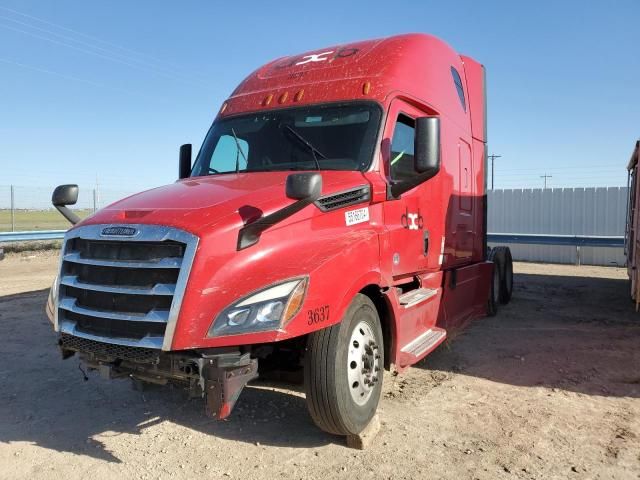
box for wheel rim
[347,320,381,406]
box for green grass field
[0,209,94,232]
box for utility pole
[10,185,15,232]
[488,154,501,190]
[540,173,552,189]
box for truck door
[455,139,474,260]
[382,99,441,279]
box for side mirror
[179,144,192,179]
[389,117,441,198]
[52,184,79,206]
[286,172,322,200]
[52,184,80,225]
[415,117,440,174]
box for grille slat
[63,251,183,269]
[56,225,198,350]
[59,297,170,323]
[60,275,176,296]
[315,185,371,212]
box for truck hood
[80,171,370,236]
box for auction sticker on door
[345,207,369,226]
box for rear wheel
[491,246,513,304]
[499,247,513,304]
[487,249,502,316]
[304,294,383,435]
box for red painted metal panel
[71,33,490,368]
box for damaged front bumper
[58,333,258,420]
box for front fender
[171,213,384,350]
[284,238,383,336]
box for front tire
[304,294,383,436]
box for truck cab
[47,33,512,436]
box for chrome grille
[55,224,198,350]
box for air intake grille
[59,333,160,363]
[315,185,370,212]
[56,225,198,350]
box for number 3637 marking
[307,305,330,325]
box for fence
[488,187,628,266]
[0,184,630,267]
[0,185,138,232]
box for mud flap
[201,353,258,420]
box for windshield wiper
[282,125,327,170]
[231,127,248,173]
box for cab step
[400,327,447,358]
[398,287,438,308]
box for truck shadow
[0,289,333,463]
[415,268,640,398]
[1,269,639,462]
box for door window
[390,115,415,182]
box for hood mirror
[237,172,323,250]
[52,184,81,225]
[286,172,322,200]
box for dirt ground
[0,251,638,480]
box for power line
[0,21,209,88]
[0,57,160,100]
[0,14,208,85]
[0,5,207,81]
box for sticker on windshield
[345,207,370,226]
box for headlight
[208,278,307,337]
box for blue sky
[1,0,639,198]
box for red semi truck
[46,33,513,436]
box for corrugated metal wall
[488,187,627,266]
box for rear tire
[498,247,513,304]
[491,246,513,304]
[487,248,502,316]
[304,294,383,436]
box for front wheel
[304,294,384,435]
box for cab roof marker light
[220,102,228,114]
[294,89,304,102]
[263,94,273,106]
[362,81,371,95]
[279,92,289,103]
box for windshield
[191,102,382,176]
